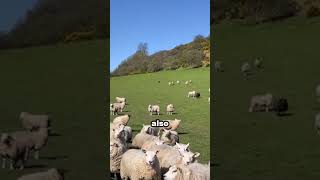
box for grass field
[0,40,107,179]
[110,67,210,163]
[213,17,320,179]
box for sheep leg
[1,158,6,168]
[24,148,30,161]
[34,151,39,160]
[9,159,14,170]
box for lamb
[241,62,252,77]
[166,104,175,115]
[214,61,224,72]
[0,133,28,169]
[112,114,130,126]
[20,112,51,131]
[187,91,196,98]
[113,102,126,113]
[110,139,127,179]
[115,97,126,104]
[120,149,161,180]
[17,168,64,180]
[110,104,120,115]
[132,127,160,148]
[148,105,160,115]
[160,129,179,145]
[164,119,181,131]
[10,127,49,160]
[315,113,320,135]
[249,93,273,112]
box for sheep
[173,142,190,154]
[0,133,27,169]
[249,93,273,112]
[113,102,126,113]
[187,91,196,98]
[146,144,200,174]
[110,139,127,179]
[214,61,224,72]
[169,81,175,86]
[166,104,175,115]
[110,104,120,115]
[10,127,49,160]
[315,113,320,135]
[148,105,160,115]
[176,80,180,84]
[17,168,64,180]
[141,137,165,150]
[185,81,189,85]
[254,58,263,69]
[163,162,210,180]
[164,119,181,131]
[113,114,130,126]
[160,129,179,145]
[115,97,126,104]
[120,149,161,180]
[241,62,252,77]
[110,123,126,143]
[132,127,160,148]
[141,124,161,136]
[20,112,51,131]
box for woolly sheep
[160,129,179,145]
[11,127,49,160]
[115,97,126,104]
[20,112,51,131]
[120,149,161,180]
[164,162,210,180]
[132,128,160,148]
[187,91,196,98]
[141,137,165,150]
[166,104,175,115]
[164,119,181,131]
[148,105,160,115]
[0,133,28,169]
[113,114,130,126]
[173,142,190,154]
[110,123,126,144]
[142,124,161,136]
[110,139,127,178]
[17,168,64,180]
[249,93,273,112]
[113,102,126,113]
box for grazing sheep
[115,97,126,104]
[110,104,120,115]
[110,139,127,179]
[0,133,27,169]
[148,105,160,115]
[164,119,181,131]
[20,112,51,131]
[120,149,161,180]
[214,61,224,72]
[315,113,320,135]
[249,93,273,112]
[11,128,49,160]
[187,91,196,98]
[113,102,126,113]
[254,58,263,69]
[241,62,251,77]
[17,168,64,180]
[113,114,130,126]
[166,104,175,115]
[160,129,179,145]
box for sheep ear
[186,143,190,148]
[155,150,159,154]
[194,152,200,158]
[142,149,146,153]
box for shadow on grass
[49,132,62,137]
[178,132,188,135]
[40,155,68,160]
[277,112,294,117]
[25,164,48,169]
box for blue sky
[0,0,37,32]
[110,0,210,71]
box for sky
[110,0,210,71]
[0,0,37,32]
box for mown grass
[213,17,320,179]
[0,40,107,179]
[110,67,210,163]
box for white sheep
[141,137,165,150]
[120,149,161,180]
[166,104,175,115]
[132,127,160,148]
[110,104,119,115]
[17,168,64,180]
[113,114,130,126]
[187,91,196,98]
[164,119,181,131]
[115,97,126,104]
[173,142,190,154]
[148,105,160,115]
[110,139,127,178]
[20,112,51,131]
[176,80,180,84]
[164,162,210,180]
[249,93,273,112]
[112,101,126,112]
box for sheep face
[113,124,125,138]
[175,142,190,153]
[164,165,179,180]
[142,149,159,166]
[181,151,200,165]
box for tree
[137,42,148,56]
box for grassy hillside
[0,40,107,179]
[213,17,320,179]
[110,67,210,163]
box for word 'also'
[151,119,169,127]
